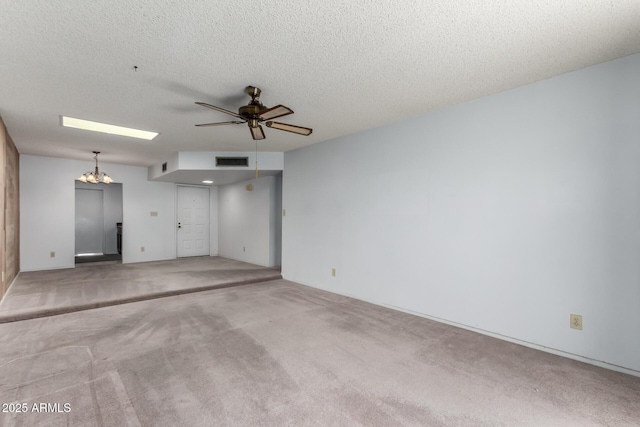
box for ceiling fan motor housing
[239,103,263,118]
[239,85,267,121]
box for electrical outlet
[243,246,246,252]
[570,314,583,330]
[283,209,286,217]
[50,251,56,258]
[332,268,336,277]
[141,246,145,252]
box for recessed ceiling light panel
[202,180,214,184]
[61,116,159,140]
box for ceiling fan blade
[250,125,265,140]
[259,104,294,120]
[265,121,313,136]
[195,102,244,119]
[195,121,245,127]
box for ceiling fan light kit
[195,86,312,141]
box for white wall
[21,155,177,270]
[218,176,281,267]
[177,151,284,170]
[271,176,282,267]
[210,185,219,256]
[148,151,284,181]
[282,53,640,375]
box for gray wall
[218,176,282,267]
[282,53,640,374]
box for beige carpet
[0,257,281,323]
[0,276,638,426]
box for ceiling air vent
[216,157,249,167]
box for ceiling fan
[195,86,313,140]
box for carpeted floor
[0,274,639,426]
[0,257,282,323]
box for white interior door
[177,186,210,257]
[75,188,104,255]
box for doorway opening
[75,181,123,265]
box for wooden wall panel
[0,116,5,299]
[0,115,19,300]
[5,132,19,288]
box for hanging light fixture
[77,151,114,184]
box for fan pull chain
[255,140,259,179]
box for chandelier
[77,151,113,184]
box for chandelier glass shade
[78,151,113,184]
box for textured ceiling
[1,1,640,167]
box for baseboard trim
[284,276,640,378]
[20,265,75,272]
[0,271,21,307]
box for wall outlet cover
[570,314,583,330]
